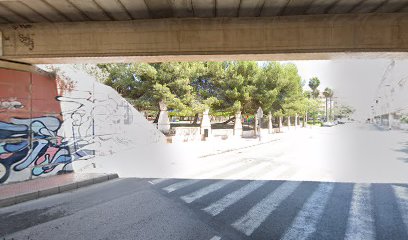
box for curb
[0,173,119,208]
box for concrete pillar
[388,113,393,130]
[233,111,243,137]
[254,114,259,137]
[287,116,291,130]
[279,116,283,132]
[200,108,211,138]
[158,101,170,134]
[294,114,298,128]
[268,112,273,134]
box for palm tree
[323,87,334,122]
[308,77,320,99]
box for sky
[279,59,395,120]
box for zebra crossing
[149,161,408,240]
[344,183,375,240]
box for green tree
[308,77,320,98]
[211,61,260,114]
[101,61,308,126]
[278,63,304,118]
[100,63,158,110]
[102,62,212,118]
[333,104,354,119]
[306,98,322,125]
[323,87,334,121]
[253,62,282,113]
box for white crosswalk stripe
[392,185,408,232]
[198,164,298,217]
[231,181,301,236]
[209,236,221,240]
[162,161,249,193]
[344,183,375,240]
[203,180,267,216]
[149,158,240,186]
[148,178,170,185]
[181,162,270,203]
[162,179,201,193]
[280,183,335,240]
[200,164,291,216]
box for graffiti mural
[0,98,24,111]
[0,117,72,183]
[0,68,72,184]
[0,65,165,184]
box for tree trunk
[153,111,160,123]
[278,116,283,132]
[193,113,199,124]
[325,97,328,122]
[268,112,273,134]
[329,98,333,122]
[287,116,291,130]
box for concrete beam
[0,13,408,64]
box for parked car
[322,122,335,127]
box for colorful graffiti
[0,116,72,183]
[0,98,24,111]
[0,65,164,184]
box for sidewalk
[71,127,311,181]
[0,172,118,208]
[193,127,310,158]
[196,131,282,158]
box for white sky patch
[257,59,408,121]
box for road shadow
[395,141,408,163]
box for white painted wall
[39,65,165,172]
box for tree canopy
[308,77,320,98]
[100,61,319,117]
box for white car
[322,122,335,127]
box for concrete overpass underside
[0,0,408,63]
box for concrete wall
[1,13,408,64]
[0,65,165,184]
[0,68,70,183]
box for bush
[400,116,408,124]
[307,120,323,126]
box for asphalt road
[2,123,408,240]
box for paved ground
[2,123,408,239]
[0,173,118,207]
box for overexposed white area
[281,59,408,120]
[83,123,408,184]
[35,63,408,185]
[38,64,166,171]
